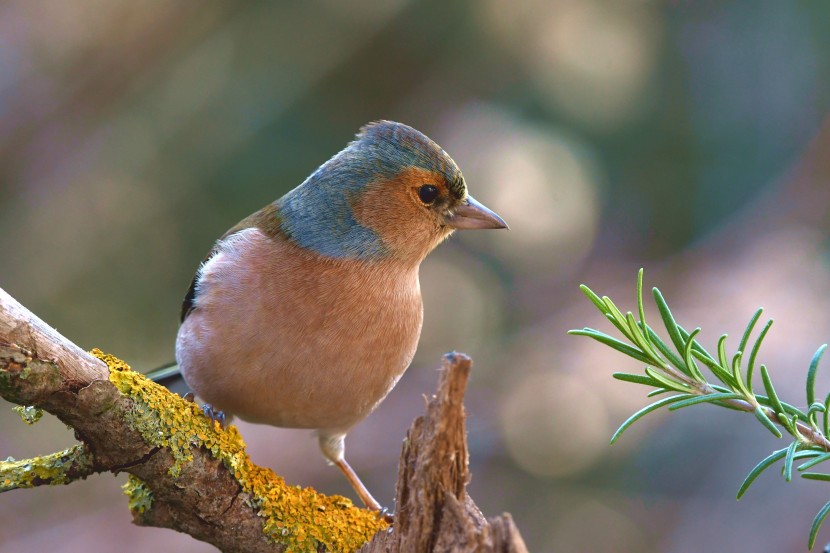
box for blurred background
[0,1,829,551]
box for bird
[162,120,507,513]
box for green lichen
[0,444,92,491]
[13,405,44,425]
[91,349,387,552]
[122,474,153,514]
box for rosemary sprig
[570,269,830,549]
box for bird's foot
[201,403,227,427]
[332,457,393,522]
[378,507,394,524]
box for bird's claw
[378,507,394,524]
[201,403,227,427]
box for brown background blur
[1,1,829,551]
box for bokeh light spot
[440,104,602,275]
[417,254,504,363]
[480,0,661,131]
[501,371,610,478]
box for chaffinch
[170,121,506,512]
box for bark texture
[361,352,528,553]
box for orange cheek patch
[351,168,449,260]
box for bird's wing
[180,269,204,322]
[180,241,222,322]
[180,202,283,323]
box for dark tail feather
[146,362,191,397]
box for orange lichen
[91,349,387,552]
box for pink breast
[176,227,423,433]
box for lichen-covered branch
[0,286,527,552]
[1,443,96,491]
[0,287,385,552]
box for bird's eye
[418,184,439,205]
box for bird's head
[278,121,507,264]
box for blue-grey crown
[354,121,463,192]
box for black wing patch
[180,243,221,323]
[180,274,199,322]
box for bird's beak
[444,195,509,230]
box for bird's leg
[334,457,383,512]
[318,432,393,521]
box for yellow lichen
[0,444,92,491]
[122,474,153,514]
[91,349,388,552]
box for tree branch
[0,286,527,552]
